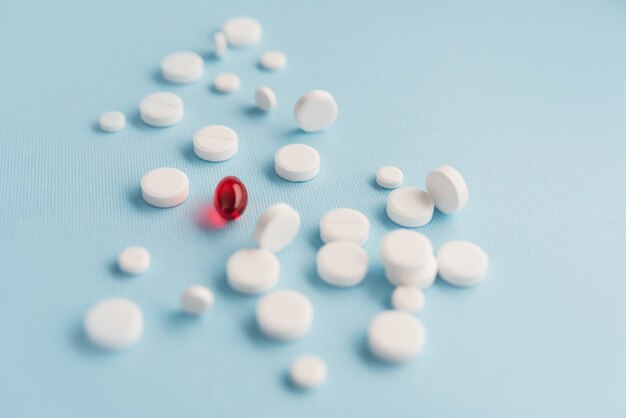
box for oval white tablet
[255,86,277,111]
[99,111,126,132]
[316,241,368,287]
[260,50,287,71]
[320,208,370,246]
[380,229,433,271]
[226,248,279,294]
[139,92,184,127]
[386,187,434,227]
[213,31,227,57]
[391,286,425,312]
[293,90,338,132]
[256,290,313,340]
[254,203,301,253]
[425,165,469,214]
[222,16,262,47]
[141,167,189,208]
[84,298,143,350]
[437,241,488,286]
[118,246,150,275]
[274,144,320,182]
[193,125,238,162]
[376,166,403,189]
[368,310,425,363]
[384,255,438,288]
[213,72,240,93]
[290,355,327,389]
[180,285,214,315]
[160,51,204,83]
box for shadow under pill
[264,161,286,185]
[243,104,266,119]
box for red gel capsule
[214,176,248,221]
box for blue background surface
[1,0,625,416]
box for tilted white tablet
[118,246,150,275]
[213,31,227,57]
[293,90,338,132]
[426,165,469,214]
[254,203,301,253]
[320,208,370,246]
[99,111,126,132]
[290,355,327,389]
[223,16,262,47]
[141,167,189,208]
[437,241,488,286]
[376,166,403,189]
[161,51,204,83]
[380,229,433,271]
[84,298,143,350]
[180,285,214,315]
[368,310,425,363]
[391,286,425,312]
[193,125,238,162]
[384,255,438,288]
[226,248,279,294]
[255,86,277,111]
[256,290,313,340]
[139,92,184,127]
[386,187,434,227]
[213,72,240,93]
[274,144,320,182]
[260,50,287,71]
[316,241,368,287]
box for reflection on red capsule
[214,176,248,221]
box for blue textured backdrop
[1,0,625,417]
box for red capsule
[214,176,248,221]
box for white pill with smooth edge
[139,92,184,127]
[213,31,227,57]
[275,144,320,182]
[118,246,150,275]
[437,241,488,286]
[317,241,368,287]
[293,90,338,132]
[160,51,204,83]
[84,298,143,350]
[193,125,238,162]
[254,203,301,253]
[380,229,433,271]
[320,208,370,245]
[256,290,313,340]
[213,72,240,93]
[368,310,425,362]
[376,166,403,189]
[226,248,279,294]
[426,165,469,214]
[141,167,189,208]
[384,255,438,288]
[180,285,214,315]
[99,111,125,132]
[223,16,262,47]
[260,50,286,70]
[391,286,425,312]
[255,86,277,111]
[290,355,327,389]
[386,187,434,227]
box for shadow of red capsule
[197,203,226,230]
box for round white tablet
[260,50,287,71]
[222,16,262,47]
[426,165,469,214]
[437,241,488,286]
[118,246,150,275]
[213,72,240,93]
[254,203,301,253]
[255,86,277,111]
[384,255,438,288]
[368,310,425,363]
[139,92,184,127]
[320,208,370,246]
[226,248,279,294]
[213,31,227,57]
[316,241,368,287]
[274,144,320,182]
[141,167,189,208]
[386,187,435,227]
[391,286,425,312]
[256,290,313,340]
[376,166,403,189]
[193,125,238,162]
[180,285,214,315]
[99,111,126,132]
[380,229,433,271]
[293,90,338,132]
[290,355,327,389]
[84,298,143,350]
[160,51,204,83]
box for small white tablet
[254,203,301,253]
[386,187,434,227]
[226,248,279,294]
[256,290,313,340]
[320,208,370,246]
[141,167,189,208]
[274,144,320,182]
[193,125,238,162]
[293,90,338,132]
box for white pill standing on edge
[139,92,184,127]
[160,51,204,83]
[293,90,338,132]
[213,31,227,57]
[84,298,143,350]
[426,165,469,214]
[274,144,320,182]
[213,72,240,93]
[256,290,313,341]
[368,310,425,363]
[180,285,214,315]
[226,248,280,294]
[391,286,425,312]
[376,166,403,189]
[255,86,277,111]
[320,208,370,246]
[260,50,287,71]
[118,246,150,275]
[290,355,327,389]
[316,241,368,287]
[254,203,301,253]
[437,241,488,286]
[193,125,238,162]
[222,16,262,47]
[380,229,433,271]
[141,167,189,208]
[386,187,435,227]
[99,111,126,132]
[384,255,438,288]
